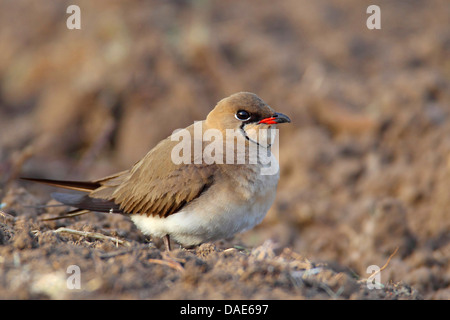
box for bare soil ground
[0,0,449,299]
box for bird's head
[206,92,291,148]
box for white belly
[131,161,279,246]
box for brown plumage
[22,92,291,250]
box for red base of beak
[258,117,277,125]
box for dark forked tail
[21,177,123,220]
[51,192,122,214]
[20,177,101,192]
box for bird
[22,92,291,250]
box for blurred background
[0,0,449,298]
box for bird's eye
[235,110,251,121]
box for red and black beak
[258,112,291,125]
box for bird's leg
[163,234,172,252]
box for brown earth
[0,0,449,299]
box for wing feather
[23,123,217,219]
[91,124,217,218]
